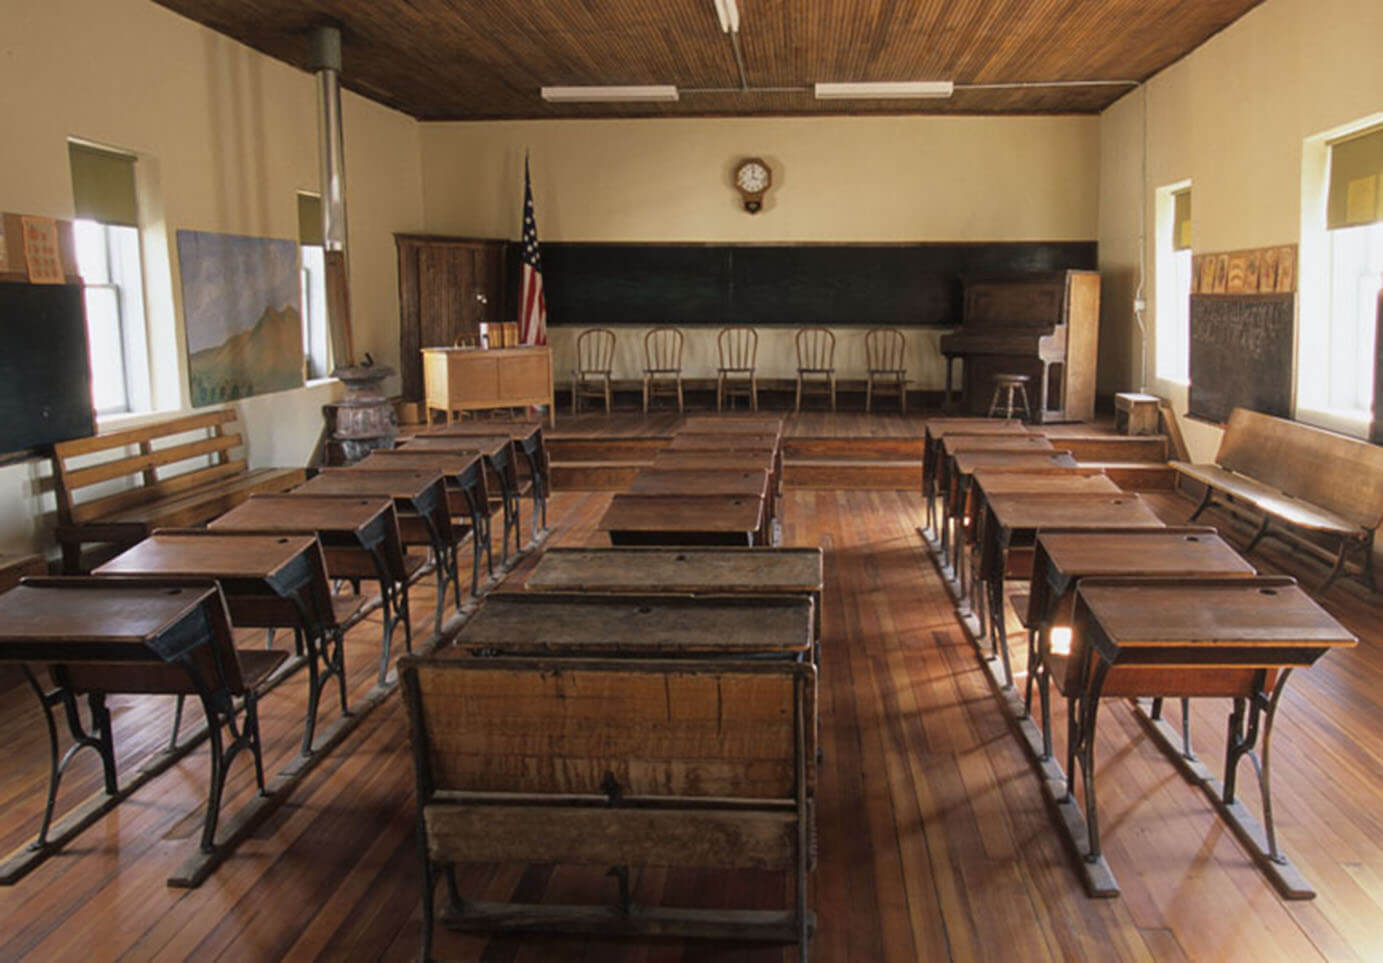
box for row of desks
[598,416,785,546]
[918,416,1356,901]
[0,418,551,886]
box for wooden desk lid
[401,435,511,456]
[94,533,316,580]
[0,581,218,643]
[1038,528,1254,577]
[666,433,781,452]
[599,494,765,533]
[650,451,775,470]
[1076,577,1357,646]
[209,494,390,533]
[986,492,1164,529]
[452,592,813,654]
[952,450,1078,473]
[942,434,1054,456]
[356,451,481,476]
[628,468,770,496]
[526,546,823,594]
[296,469,444,500]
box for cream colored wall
[0,0,422,557]
[421,114,1099,384]
[1098,0,1383,460]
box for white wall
[0,0,423,557]
[1098,0,1383,460]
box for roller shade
[1172,189,1192,251]
[297,192,323,246]
[1327,127,1383,230]
[68,143,137,227]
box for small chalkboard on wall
[1188,244,1297,424]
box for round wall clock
[734,157,772,213]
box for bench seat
[52,409,306,573]
[1170,463,1364,536]
[1170,407,1381,591]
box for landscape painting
[177,230,303,407]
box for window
[1299,125,1382,433]
[69,143,150,415]
[1155,184,1192,384]
[297,192,330,379]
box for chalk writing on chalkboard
[1188,293,1294,424]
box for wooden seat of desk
[666,433,780,453]
[65,646,289,695]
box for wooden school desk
[921,418,1027,533]
[400,436,527,562]
[978,492,1163,687]
[665,431,784,495]
[961,469,1119,630]
[295,469,453,632]
[0,579,281,874]
[599,493,766,547]
[1058,577,1355,898]
[941,447,1073,576]
[629,468,774,540]
[355,450,492,600]
[210,494,414,683]
[95,532,352,755]
[1021,527,1254,760]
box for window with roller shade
[1299,125,1382,433]
[69,142,150,415]
[297,192,330,379]
[1155,183,1192,384]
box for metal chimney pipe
[309,25,354,367]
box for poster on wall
[176,230,303,407]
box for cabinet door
[419,246,478,349]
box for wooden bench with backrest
[401,654,816,960]
[51,408,305,573]
[1170,407,1383,591]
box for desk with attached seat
[1055,576,1355,898]
[921,418,1027,535]
[210,494,414,683]
[599,494,766,547]
[94,532,354,755]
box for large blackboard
[0,282,95,456]
[539,241,1097,326]
[1189,293,1295,424]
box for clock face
[736,161,770,194]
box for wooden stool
[1114,392,1160,435]
[987,374,1032,421]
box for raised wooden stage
[0,409,1379,961]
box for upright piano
[938,270,1100,424]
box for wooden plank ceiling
[151,0,1264,119]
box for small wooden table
[599,493,766,547]
[1059,576,1355,898]
[979,492,1163,687]
[96,532,350,754]
[422,345,554,426]
[0,580,279,869]
[209,494,413,683]
[1021,527,1254,760]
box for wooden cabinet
[396,234,511,400]
[422,347,555,426]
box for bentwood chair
[865,327,908,413]
[716,326,759,411]
[571,328,616,414]
[795,327,836,412]
[643,326,685,413]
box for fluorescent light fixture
[541,85,680,103]
[712,0,740,33]
[814,81,954,100]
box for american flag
[518,155,547,346]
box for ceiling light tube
[712,0,740,33]
[814,81,955,100]
[541,85,680,103]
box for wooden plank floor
[0,488,1379,961]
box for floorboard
[0,479,1379,961]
